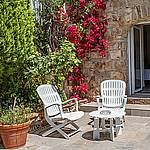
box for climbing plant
[62,0,109,100]
[32,0,109,101]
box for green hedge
[0,0,36,107]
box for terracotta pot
[0,122,30,149]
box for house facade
[31,0,150,103]
[83,0,150,103]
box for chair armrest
[62,98,78,111]
[45,104,61,117]
[95,95,102,110]
[122,95,127,111]
[124,95,127,98]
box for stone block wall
[82,0,150,100]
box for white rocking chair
[37,84,84,139]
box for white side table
[89,108,125,141]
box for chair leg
[70,121,80,130]
[122,115,125,128]
[123,115,125,122]
[93,117,100,140]
[110,118,114,141]
[42,120,70,139]
[101,118,105,129]
[115,117,123,136]
[42,127,69,139]
[42,119,83,139]
[65,121,82,137]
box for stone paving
[1,113,150,150]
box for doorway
[143,25,150,90]
[128,24,150,95]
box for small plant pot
[0,122,30,149]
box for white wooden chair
[96,80,127,136]
[37,84,84,139]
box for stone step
[125,104,150,117]
[127,97,150,105]
[80,102,150,117]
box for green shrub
[0,106,31,125]
[0,0,80,110]
[26,40,81,102]
[0,0,36,107]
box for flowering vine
[60,0,109,101]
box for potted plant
[0,106,31,149]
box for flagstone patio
[1,113,150,150]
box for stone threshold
[80,102,150,117]
[127,97,150,105]
[128,97,150,99]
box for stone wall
[82,0,150,100]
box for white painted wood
[139,26,144,91]
[141,25,145,87]
[128,31,132,95]
[37,84,84,139]
[131,26,143,93]
[131,27,135,94]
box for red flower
[79,32,84,38]
[92,0,106,10]
[73,66,79,74]
[95,33,101,38]
[90,29,94,35]
[79,0,85,3]
[101,28,107,34]
[67,75,74,81]
[64,19,68,24]
[79,83,88,94]
[103,50,108,57]
[73,86,80,91]
[70,94,81,101]
[104,20,109,25]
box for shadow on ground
[82,130,114,142]
[0,137,4,149]
[29,124,79,139]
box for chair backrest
[37,84,63,117]
[101,80,126,108]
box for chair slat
[101,80,126,108]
